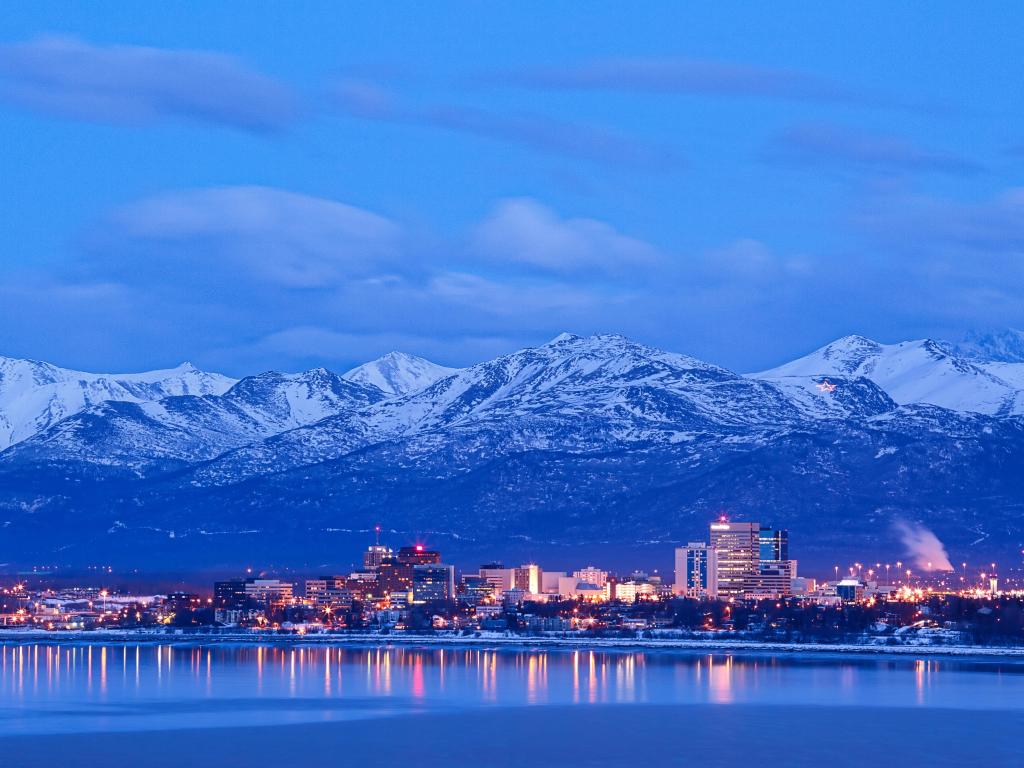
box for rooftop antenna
[374,524,381,546]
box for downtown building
[709,521,761,599]
[676,520,797,600]
[411,564,455,604]
[674,542,718,598]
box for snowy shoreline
[3,629,1024,659]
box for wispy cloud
[494,56,869,104]
[333,77,679,169]
[90,186,401,289]
[0,35,299,131]
[765,122,979,176]
[856,187,1024,253]
[471,198,662,274]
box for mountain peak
[545,332,582,345]
[755,332,1024,415]
[343,352,458,397]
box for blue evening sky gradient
[1,2,1022,375]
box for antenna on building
[374,524,382,546]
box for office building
[754,526,796,597]
[674,542,718,598]
[479,564,514,595]
[244,579,294,607]
[759,527,789,562]
[305,576,352,608]
[412,564,455,604]
[398,545,441,567]
[614,581,657,602]
[752,560,796,598]
[363,544,392,571]
[573,567,608,588]
[213,579,249,608]
[377,545,442,598]
[458,574,494,605]
[709,521,760,599]
[513,564,542,595]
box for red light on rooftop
[415,544,424,552]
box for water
[2,642,1023,767]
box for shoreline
[3,629,1024,659]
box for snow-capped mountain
[1,332,1023,571]
[342,352,458,396]
[954,329,1024,364]
[187,333,842,485]
[0,356,235,451]
[753,335,1024,416]
[0,367,384,472]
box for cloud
[19,180,1020,378]
[12,186,641,371]
[765,122,979,175]
[91,186,402,289]
[471,198,662,274]
[333,78,678,169]
[495,57,870,104]
[427,271,608,315]
[856,187,1024,254]
[0,35,298,131]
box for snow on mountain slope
[753,335,1024,416]
[190,333,899,485]
[342,352,458,396]
[0,368,385,472]
[0,356,235,451]
[221,368,384,430]
[954,329,1024,363]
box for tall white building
[674,542,718,598]
[709,521,760,599]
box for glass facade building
[674,542,718,598]
[411,564,455,604]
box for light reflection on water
[0,643,1022,736]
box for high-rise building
[753,525,796,597]
[363,545,392,571]
[378,545,442,599]
[213,579,249,608]
[759,527,789,562]
[513,564,542,594]
[377,558,408,598]
[674,542,718,598]
[412,564,455,604]
[397,545,441,567]
[709,521,760,599]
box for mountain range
[1,331,1022,573]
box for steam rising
[894,520,954,571]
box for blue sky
[1,2,1022,375]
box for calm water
[3,642,1024,767]
[1,642,1023,736]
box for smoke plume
[893,520,954,571]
